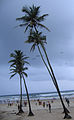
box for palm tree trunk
[19,74,24,113]
[22,75,34,116]
[38,45,53,79]
[38,45,72,119]
[38,45,58,88]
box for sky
[0,0,74,95]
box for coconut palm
[16,5,71,119]
[8,50,34,116]
[25,31,71,119]
[16,4,50,34]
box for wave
[0,90,74,102]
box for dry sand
[0,98,74,120]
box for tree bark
[19,74,24,113]
[22,75,34,116]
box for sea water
[0,90,74,104]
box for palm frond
[37,23,50,32]
[10,68,16,71]
[23,56,29,59]
[10,64,16,68]
[24,61,30,65]
[25,39,33,43]
[40,42,46,50]
[30,5,40,18]
[34,6,40,15]
[16,16,31,22]
[37,14,48,22]
[18,23,29,27]
[22,72,28,77]
[23,67,28,71]
[30,43,36,52]
[24,24,30,33]
[22,6,31,15]
[9,70,16,74]
[16,16,26,21]
[10,53,16,58]
[8,59,16,63]
[10,63,16,68]
[10,73,17,79]
[40,35,46,41]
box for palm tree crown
[25,31,46,51]
[16,5,50,33]
[9,50,29,79]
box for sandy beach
[0,98,74,120]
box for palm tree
[8,50,34,116]
[16,4,50,34]
[25,31,72,119]
[16,5,71,119]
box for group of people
[37,99,51,113]
[7,97,70,114]
[36,97,70,113]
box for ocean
[0,90,74,104]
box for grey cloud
[0,0,73,66]
[0,0,74,95]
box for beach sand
[0,98,74,120]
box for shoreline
[0,89,74,104]
[0,89,74,96]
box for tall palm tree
[25,31,72,119]
[8,50,34,116]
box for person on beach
[24,101,27,107]
[43,102,45,108]
[65,97,70,107]
[46,101,49,107]
[48,102,51,113]
[18,104,20,111]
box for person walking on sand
[65,98,70,107]
[48,102,51,113]
[18,104,20,111]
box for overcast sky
[0,0,74,95]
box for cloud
[0,0,74,95]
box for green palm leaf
[22,6,31,15]
[30,43,36,52]
[10,73,17,79]
[9,50,29,78]
[23,67,28,71]
[37,23,50,31]
[24,24,30,33]
[8,59,16,63]
[22,72,28,77]
[36,14,48,22]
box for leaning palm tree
[16,4,50,34]
[8,50,34,116]
[16,5,71,119]
[25,31,72,119]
